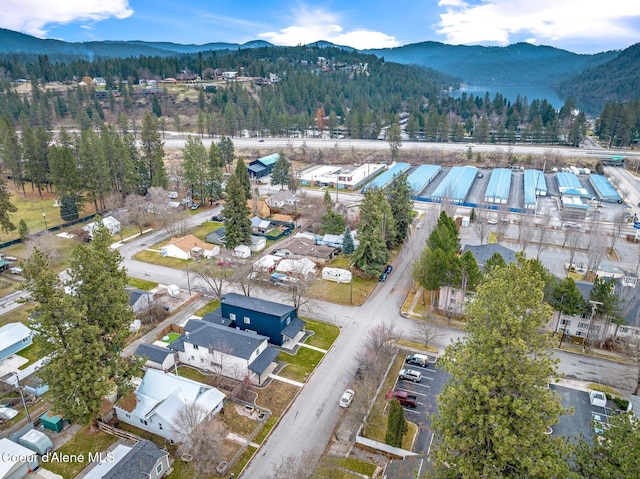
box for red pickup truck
[388,389,417,408]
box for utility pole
[11,373,31,424]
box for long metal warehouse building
[361,162,411,192]
[523,169,547,210]
[588,174,622,203]
[431,166,478,204]
[556,172,589,198]
[484,168,512,204]
[408,164,442,196]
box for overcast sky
[2,0,639,53]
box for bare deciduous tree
[123,193,150,234]
[192,258,230,299]
[231,261,263,297]
[517,213,535,253]
[535,213,553,259]
[584,217,606,279]
[473,210,491,245]
[174,403,228,475]
[494,208,510,244]
[413,313,444,349]
[609,210,627,253]
[258,450,320,479]
[564,228,583,277]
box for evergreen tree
[385,400,408,447]
[571,411,640,478]
[20,221,140,424]
[18,218,29,241]
[208,141,224,200]
[140,112,168,191]
[0,177,17,235]
[0,117,26,196]
[60,195,79,221]
[386,122,402,160]
[234,159,251,200]
[427,212,460,253]
[48,127,83,201]
[222,175,252,250]
[218,136,235,172]
[151,95,162,117]
[550,277,587,316]
[270,153,290,189]
[386,172,413,245]
[352,189,389,276]
[484,251,506,273]
[342,227,355,255]
[459,250,481,292]
[182,136,209,204]
[433,261,568,478]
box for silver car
[399,368,422,382]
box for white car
[339,389,354,408]
[487,218,498,225]
[9,267,23,275]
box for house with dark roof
[273,237,336,264]
[461,243,517,270]
[436,244,517,316]
[78,439,169,479]
[248,153,279,179]
[220,293,305,346]
[126,287,154,314]
[134,343,176,372]
[169,319,278,384]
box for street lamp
[42,209,48,230]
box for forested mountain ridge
[364,41,618,87]
[0,28,274,61]
[559,42,640,114]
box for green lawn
[194,299,221,317]
[160,332,181,343]
[44,426,117,478]
[304,318,339,350]
[0,304,31,328]
[126,276,158,290]
[17,343,43,369]
[277,347,324,382]
[133,249,190,268]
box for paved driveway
[392,355,449,454]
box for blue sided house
[0,323,33,362]
[220,293,306,346]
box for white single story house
[0,323,33,362]
[83,215,121,238]
[161,234,220,260]
[276,258,317,278]
[253,254,282,273]
[115,369,225,442]
[266,190,297,209]
[169,319,279,385]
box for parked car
[405,354,429,368]
[8,267,23,275]
[379,272,388,282]
[487,218,498,225]
[390,389,417,408]
[355,364,366,380]
[216,258,232,267]
[384,265,393,274]
[211,214,225,222]
[398,368,422,382]
[477,172,484,178]
[339,389,354,408]
[191,203,200,210]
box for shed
[234,245,252,258]
[250,236,267,252]
[18,429,54,455]
[41,411,63,433]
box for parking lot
[393,354,449,454]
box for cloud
[0,0,134,37]
[258,6,399,49]
[436,0,640,51]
